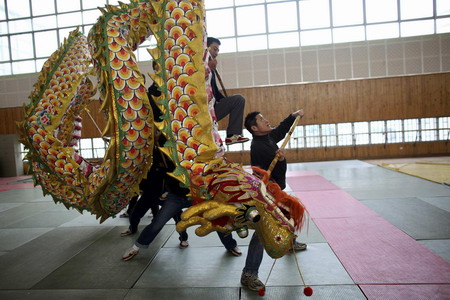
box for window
[0,0,449,76]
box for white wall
[0,34,449,110]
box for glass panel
[404,119,418,130]
[10,33,34,60]
[332,0,363,27]
[404,131,419,142]
[371,133,385,144]
[299,0,330,29]
[0,21,7,35]
[83,25,93,35]
[80,138,92,148]
[57,12,82,28]
[370,121,385,133]
[421,118,437,129]
[306,136,320,148]
[93,148,105,158]
[439,130,449,140]
[0,0,5,20]
[35,58,46,71]
[12,60,35,74]
[0,62,12,75]
[338,123,352,134]
[365,0,398,23]
[338,135,352,146]
[305,125,320,136]
[438,117,450,129]
[268,32,299,49]
[57,0,80,13]
[235,0,262,5]
[0,36,10,61]
[217,37,237,53]
[82,9,102,25]
[205,0,234,9]
[401,20,435,37]
[322,124,336,135]
[35,30,58,57]
[92,138,106,147]
[437,0,450,16]
[267,2,297,32]
[33,15,57,30]
[80,149,93,159]
[421,130,437,141]
[7,0,30,19]
[387,132,402,143]
[82,0,106,10]
[354,121,368,133]
[300,29,332,46]
[333,26,365,43]
[355,134,369,144]
[237,35,267,52]
[206,8,235,37]
[400,0,433,20]
[8,19,32,34]
[59,27,77,42]
[236,5,266,35]
[32,0,55,16]
[437,18,450,34]
[366,23,399,40]
[387,120,402,131]
[322,136,337,146]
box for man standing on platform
[207,37,248,146]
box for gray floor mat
[32,225,175,290]
[362,197,450,239]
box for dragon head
[176,163,305,259]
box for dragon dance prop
[17,0,306,259]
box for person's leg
[135,193,190,248]
[214,94,245,136]
[125,170,164,234]
[173,210,188,246]
[217,231,241,256]
[243,232,264,274]
[241,232,265,291]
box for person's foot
[179,240,189,248]
[228,246,242,256]
[122,247,139,261]
[120,229,135,237]
[119,212,129,218]
[291,241,307,252]
[225,135,249,145]
[241,273,265,291]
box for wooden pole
[267,115,301,177]
[214,69,228,97]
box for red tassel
[258,288,265,296]
[303,286,313,296]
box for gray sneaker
[291,241,307,252]
[240,273,265,291]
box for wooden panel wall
[2,73,449,161]
[218,72,450,129]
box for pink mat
[286,171,450,298]
[287,175,339,191]
[286,170,319,177]
[0,183,37,192]
[360,284,450,300]
[294,190,379,219]
[0,176,32,185]
[315,216,450,284]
